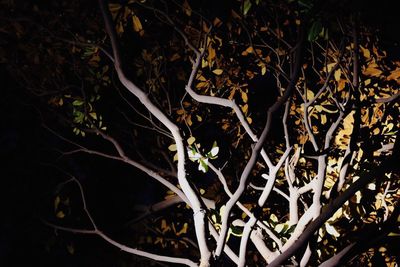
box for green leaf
[243,0,252,15]
[308,20,323,42]
[199,158,208,173]
[72,99,84,106]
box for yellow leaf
[169,53,181,62]
[187,114,193,126]
[56,210,65,219]
[364,79,371,86]
[360,46,371,59]
[387,68,400,81]
[187,136,196,145]
[306,89,314,100]
[241,104,248,114]
[228,88,236,100]
[132,15,143,36]
[176,223,189,236]
[196,81,208,88]
[334,69,341,82]
[108,3,121,13]
[212,69,223,75]
[168,144,177,151]
[261,65,267,75]
[116,21,124,35]
[213,17,222,27]
[89,112,97,120]
[321,114,327,125]
[201,58,208,68]
[197,75,207,81]
[246,117,252,124]
[241,91,248,103]
[67,244,74,255]
[54,196,60,211]
[173,153,178,162]
[327,62,336,73]
[241,46,254,56]
[363,62,382,77]
[207,45,216,66]
[338,79,346,91]
[182,0,192,16]
[196,115,202,122]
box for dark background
[1,1,400,266]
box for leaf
[306,89,314,100]
[261,65,267,75]
[198,158,209,173]
[89,112,97,120]
[387,68,400,81]
[176,223,189,236]
[321,114,327,125]
[210,146,219,157]
[54,196,60,211]
[168,144,177,151]
[169,53,181,62]
[187,114,193,126]
[338,79,346,91]
[187,136,196,145]
[243,0,252,15]
[182,0,192,16]
[132,15,144,36]
[308,20,323,42]
[270,214,278,223]
[212,69,223,75]
[325,223,340,238]
[360,46,371,59]
[67,244,74,255]
[241,104,248,114]
[246,116,252,124]
[196,81,208,88]
[207,45,216,66]
[173,153,178,162]
[241,91,248,103]
[187,148,201,161]
[334,68,341,82]
[241,46,254,56]
[363,63,382,77]
[196,115,203,122]
[72,100,84,106]
[275,223,288,234]
[56,210,65,219]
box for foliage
[1,0,399,266]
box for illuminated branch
[43,176,198,267]
[215,23,306,258]
[98,1,211,265]
[267,131,399,267]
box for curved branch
[98,1,211,264]
[267,133,399,267]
